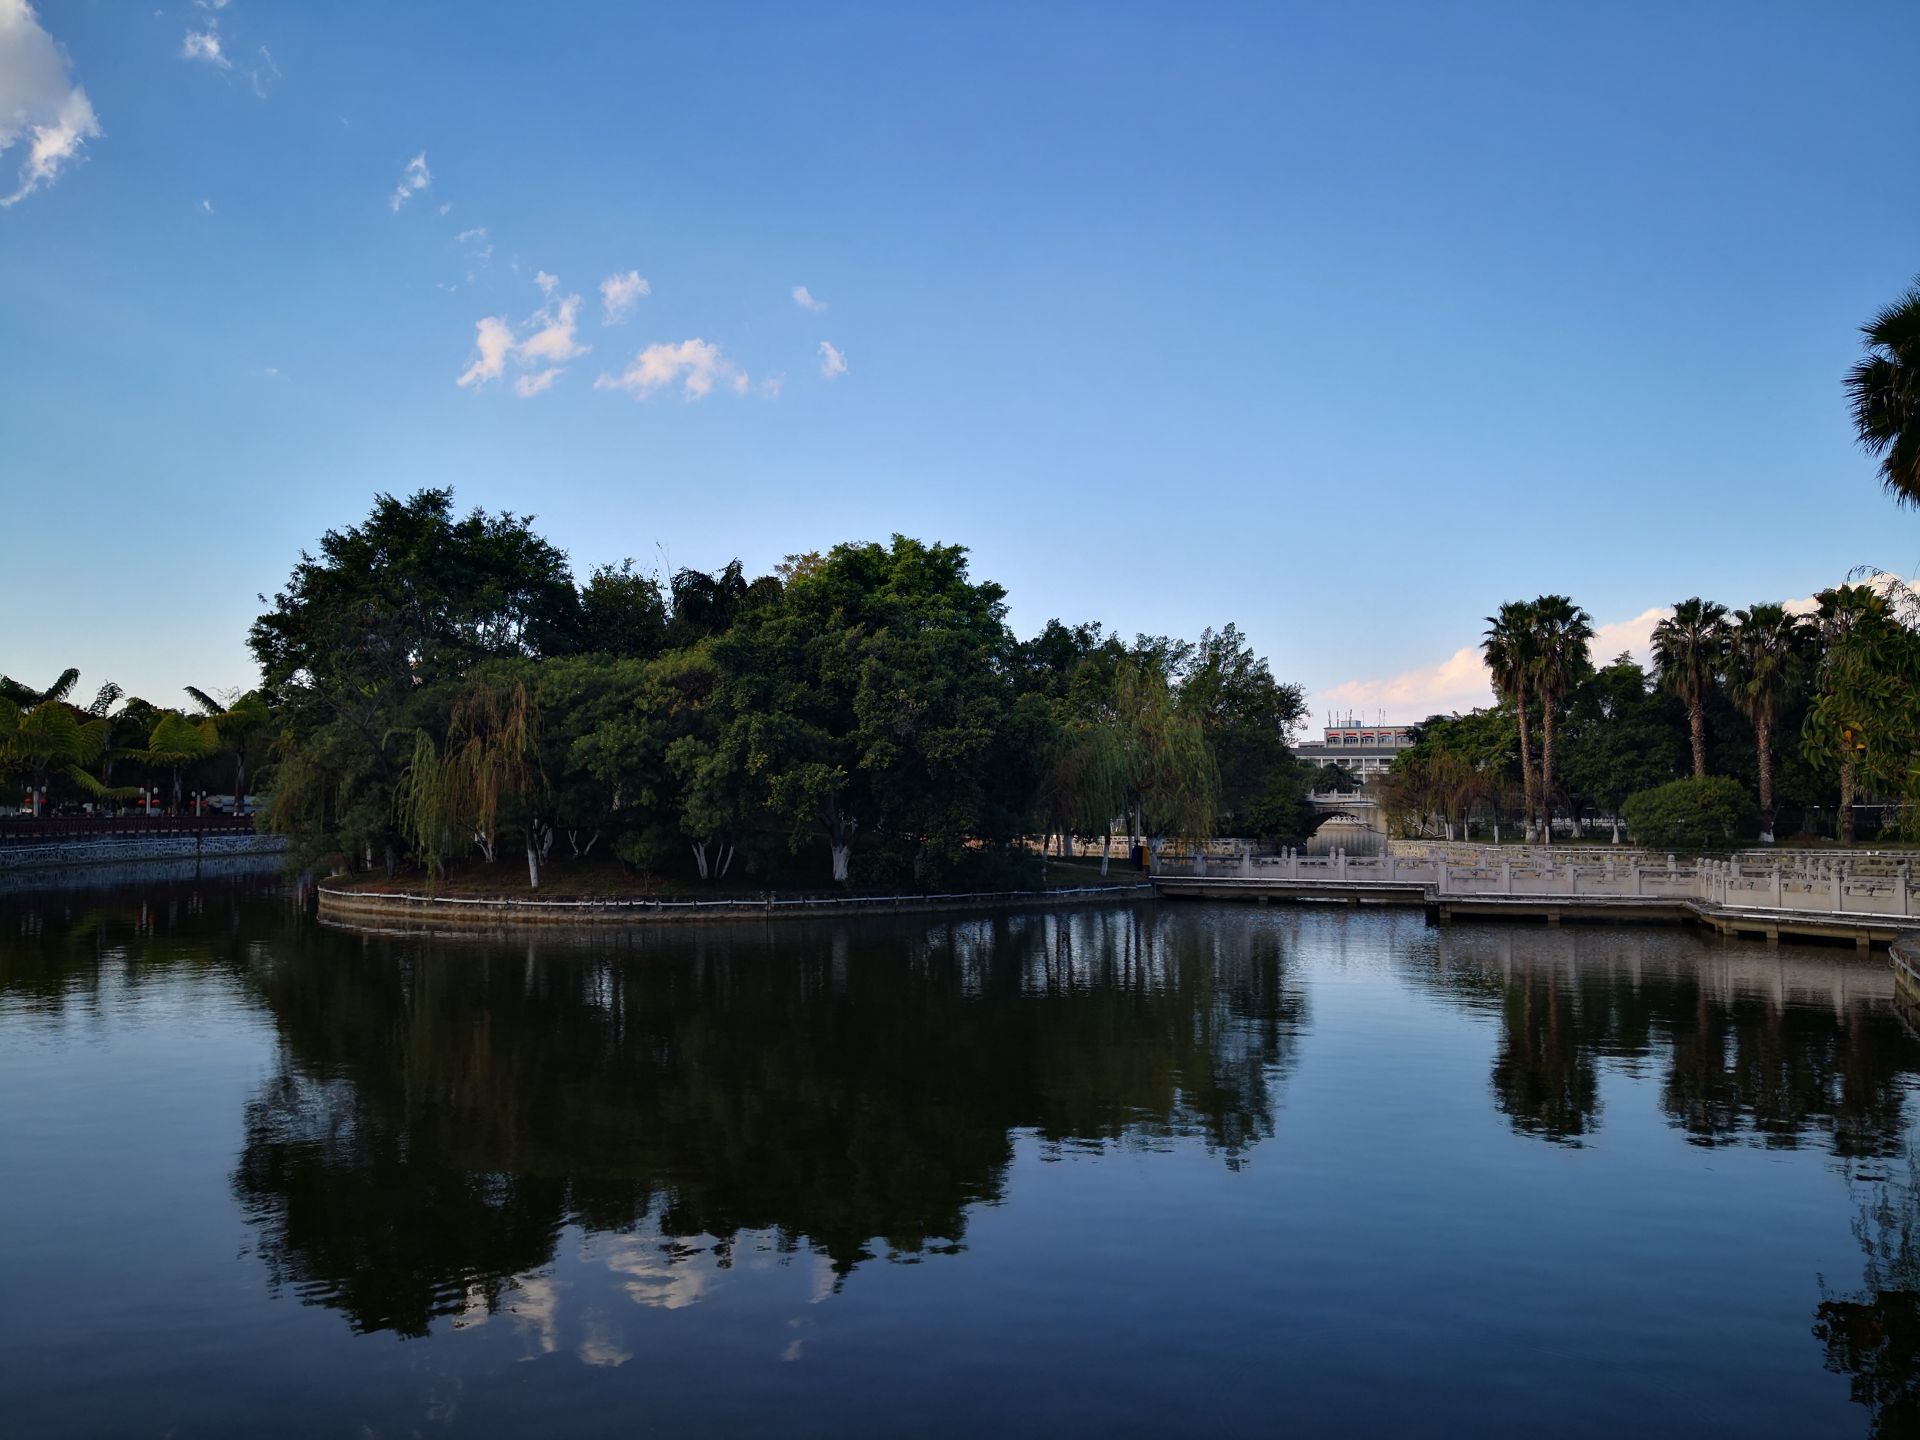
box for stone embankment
[0,829,287,872]
[317,880,1155,930]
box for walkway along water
[1154,843,1920,948]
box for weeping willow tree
[1114,659,1218,861]
[1037,717,1130,874]
[396,675,547,887]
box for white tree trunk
[718,844,735,879]
[1100,832,1111,877]
[831,842,850,882]
[691,843,709,880]
[525,833,541,889]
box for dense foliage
[233,489,1311,888]
[1618,777,1762,852]
[1381,580,1920,846]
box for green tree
[1525,595,1594,844]
[1620,776,1760,851]
[1557,655,1685,825]
[1723,604,1808,840]
[1176,624,1306,834]
[1803,585,1920,844]
[1846,279,1920,505]
[1483,602,1540,839]
[252,489,579,872]
[184,686,271,814]
[1652,597,1728,780]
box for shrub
[1620,776,1761,851]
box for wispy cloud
[389,151,430,211]
[599,270,649,324]
[249,44,280,99]
[595,339,747,400]
[792,285,827,313]
[533,269,558,298]
[0,0,102,208]
[181,24,229,67]
[515,369,562,397]
[200,197,213,214]
[817,340,847,380]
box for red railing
[0,815,260,845]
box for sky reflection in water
[2,876,1918,1437]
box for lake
[3,872,1917,1438]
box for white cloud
[599,269,648,324]
[519,292,586,365]
[0,0,102,208]
[595,339,745,400]
[200,197,213,214]
[389,151,430,211]
[456,315,514,388]
[1312,586,1879,724]
[181,25,228,67]
[455,276,588,397]
[456,226,487,244]
[759,372,785,399]
[817,340,846,380]
[1320,646,1495,723]
[533,269,558,297]
[792,284,827,313]
[436,201,450,216]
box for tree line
[1376,582,1920,846]
[0,670,269,818]
[1378,275,1920,849]
[236,488,1312,888]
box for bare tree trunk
[1100,831,1111,877]
[1839,757,1855,845]
[1540,697,1556,847]
[830,843,850,882]
[1516,691,1537,843]
[525,830,541,889]
[1688,698,1707,779]
[691,843,710,879]
[1756,711,1774,842]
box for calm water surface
[5,874,1920,1438]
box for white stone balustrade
[1155,842,1920,922]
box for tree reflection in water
[1428,929,1916,1156]
[1816,1151,1920,1439]
[230,906,1308,1338]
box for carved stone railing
[1152,842,1920,923]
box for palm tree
[185,687,270,814]
[1483,602,1540,841]
[1525,595,1594,846]
[1652,598,1728,779]
[1846,280,1920,504]
[1725,604,1808,841]
[143,711,221,812]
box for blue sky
[2,1,1916,724]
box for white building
[1293,720,1416,780]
